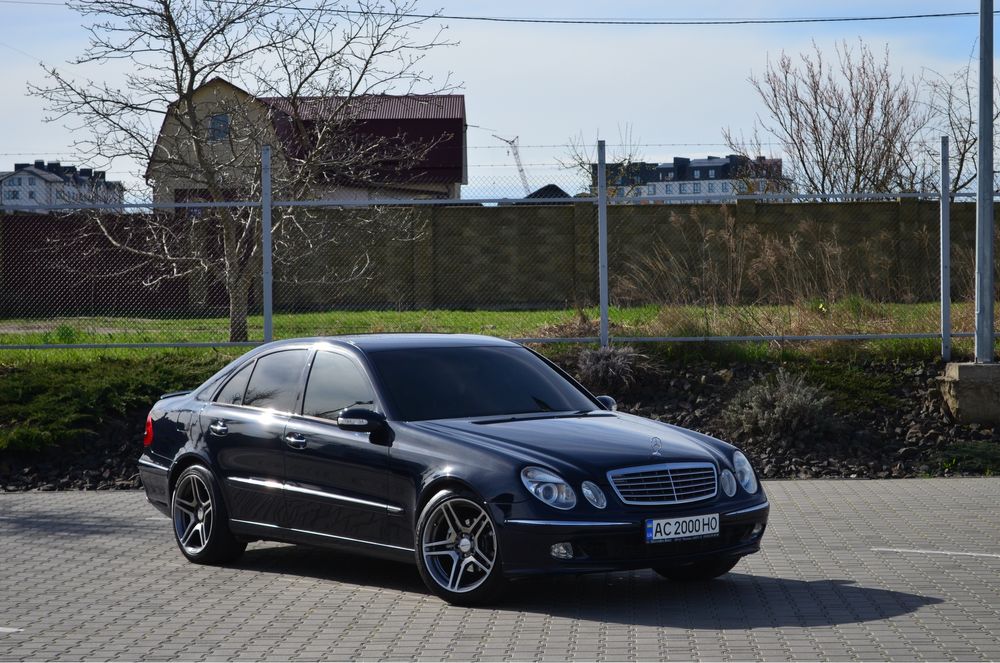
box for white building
[0,161,124,212]
[594,155,785,204]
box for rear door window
[302,352,376,420]
[243,349,308,412]
[214,361,254,405]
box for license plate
[645,513,720,543]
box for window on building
[693,171,700,179]
[707,183,715,193]
[208,113,230,141]
[28,191,35,200]
[28,177,36,186]
[665,183,673,194]
[720,182,730,192]
[4,190,20,200]
[693,183,701,193]
[708,169,715,178]
[646,184,656,196]
[679,183,689,194]
[667,172,674,180]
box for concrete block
[939,362,1000,424]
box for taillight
[143,415,154,447]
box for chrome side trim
[137,458,169,472]
[505,519,634,527]
[284,482,404,514]
[724,501,770,516]
[227,476,403,514]
[228,476,283,491]
[288,527,415,553]
[230,518,280,529]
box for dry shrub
[575,345,647,393]
[720,369,833,448]
[613,205,940,337]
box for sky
[0,0,995,197]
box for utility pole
[975,0,995,362]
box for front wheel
[171,465,246,564]
[653,556,740,581]
[415,490,507,605]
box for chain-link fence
[0,142,995,351]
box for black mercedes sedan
[138,334,768,604]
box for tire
[415,489,508,605]
[653,556,740,582]
[171,464,247,564]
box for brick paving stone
[2,479,1000,660]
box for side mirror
[337,408,387,433]
[596,395,617,411]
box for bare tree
[31,0,453,341]
[922,59,1000,194]
[724,40,929,195]
[558,124,646,196]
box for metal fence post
[261,145,274,343]
[975,0,995,362]
[597,140,609,347]
[940,136,952,361]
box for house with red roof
[146,78,466,203]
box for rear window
[214,361,253,405]
[243,350,308,412]
[369,346,594,421]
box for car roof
[261,333,521,353]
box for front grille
[608,462,717,505]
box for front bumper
[495,499,769,576]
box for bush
[575,345,647,394]
[720,368,833,447]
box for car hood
[411,412,725,480]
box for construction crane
[492,134,531,196]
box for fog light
[550,542,574,560]
[751,523,764,536]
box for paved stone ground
[1,479,999,661]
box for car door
[282,349,394,545]
[202,349,309,528]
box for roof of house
[0,166,65,184]
[258,95,465,121]
[525,184,570,199]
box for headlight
[733,451,758,494]
[521,467,577,510]
[720,469,737,497]
[581,481,607,509]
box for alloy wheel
[172,473,214,555]
[420,498,498,593]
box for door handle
[284,432,307,449]
[209,421,228,436]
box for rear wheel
[415,490,507,605]
[171,465,246,564]
[653,556,740,581]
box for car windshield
[368,346,596,421]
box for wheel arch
[416,476,483,525]
[167,451,215,498]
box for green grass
[0,299,963,347]
[932,441,1000,475]
[798,362,902,412]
